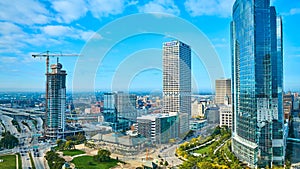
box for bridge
[0,107,44,118]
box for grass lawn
[72,155,119,169]
[194,145,211,154]
[62,149,85,156]
[0,154,16,169]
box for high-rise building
[116,92,137,121]
[46,63,67,139]
[231,0,284,167]
[103,93,117,123]
[215,79,231,105]
[163,40,191,136]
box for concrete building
[163,40,191,136]
[283,93,294,120]
[191,100,205,118]
[231,0,285,167]
[137,112,178,144]
[219,104,232,128]
[215,79,231,105]
[46,63,67,139]
[205,106,220,124]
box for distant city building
[205,105,220,124]
[215,79,231,105]
[219,104,232,128]
[231,0,285,167]
[163,40,191,136]
[103,93,117,124]
[46,63,67,139]
[116,92,137,121]
[283,92,294,120]
[191,100,205,118]
[137,112,178,144]
[190,119,207,131]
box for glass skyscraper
[231,0,284,168]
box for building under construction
[46,63,67,139]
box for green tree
[64,140,75,150]
[93,149,111,162]
[45,150,65,169]
[164,160,169,166]
[197,162,214,169]
[0,132,19,149]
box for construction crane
[32,51,80,132]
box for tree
[0,132,19,149]
[64,140,75,150]
[197,162,214,169]
[93,149,111,162]
[45,150,65,169]
[164,160,169,166]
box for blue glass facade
[231,0,284,168]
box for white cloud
[139,0,180,15]
[41,25,102,41]
[88,0,126,18]
[184,0,235,17]
[289,8,300,15]
[0,0,51,25]
[0,22,23,35]
[42,25,73,37]
[0,57,18,63]
[51,0,88,23]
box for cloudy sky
[0,0,299,92]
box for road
[160,144,183,167]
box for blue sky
[0,0,299,92]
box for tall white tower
[163,40,191,136]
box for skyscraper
[46,63,67,139]
[163,40,191,136]
[215,79,231,105]
[231,0,284,168]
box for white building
[163,40,191,136]
[191,100,205,118]
[219,104,232,128]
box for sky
[0,0,299,93]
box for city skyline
[0,0,300,92]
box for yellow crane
[32,51,80,131]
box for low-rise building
[137,112,178,144]
[219,104,232,128]
[190,119,207,130]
